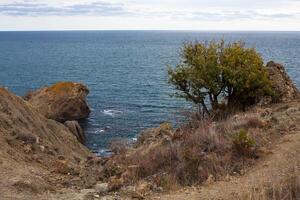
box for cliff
[0,86,103,200]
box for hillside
[152,102,300,200]
[0,86,103,200]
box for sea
[0,31,299,155]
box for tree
[168,40,273,117]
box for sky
[0,0,299,31]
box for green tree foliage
[168,40,273,116]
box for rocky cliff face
[24,82,91,122]
[267,61,300,102]
[0,87,90,160]
[0,87,93,199]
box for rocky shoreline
[0,61,299,200]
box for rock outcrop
[0,87,89,160]
[24,82,90,122]
[0,87,92,199]
[64,121,86,144]
[266,61,300,102]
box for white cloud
[0,0,299,30]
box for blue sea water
[0,31,299,155]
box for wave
[102,109,123,117]
[95,129,106,134]
[95,126,111,134]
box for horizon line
[1,29,300,32]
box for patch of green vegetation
[233,129,256,156]
[168,40,274,116]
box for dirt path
[151,131,300,200]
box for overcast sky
[0,0,300,31]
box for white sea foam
[95,129,105,134]
[95,126,112,134]
[102,109,123,117]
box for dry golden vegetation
[147,102,300,200]
[102,102,300,194]
[245,170,300,200]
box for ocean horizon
[1,30,300,155]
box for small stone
[39,145,45,152]
[95,182,108,194]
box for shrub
[168,40,273,116]
[233,129,257,157]
[115,120,233,188]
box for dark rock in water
[24,82,90,122]
[264,61,300,103]
[64,121,86,144]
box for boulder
[24,82,90,122]
[266,61,300,102]
[64,121,86,144]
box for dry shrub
[127,142,178,182]
[115,120,240,189]
[153,173,180,191]
[217,113,269,149]
[175,124,233,185]
[105,111,268,191]
[247,117,266,128]
[218,113,264,133]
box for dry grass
[104,112,268,190]
[245,169,300,200]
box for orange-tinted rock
[24,82,90,122]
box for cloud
[0,0,298,22]
[0,1,130,17]
[182,10,299,21]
